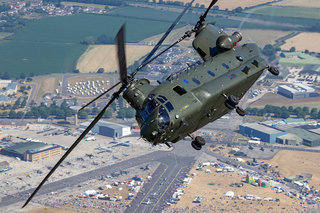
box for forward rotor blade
[195,0,218,30]
[202,0,218,20]
[78,81,121,112]
[116,24,127,83]
[138,0,195,70]
[22,93,121,208]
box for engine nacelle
[193,24,242,61]
[123,78,155,111]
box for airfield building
[276,133,302,146]
[277,84,316,99]
[286,128,320,147]
[0,142,62,162]
[79,120,131,138]
[0,161,9,172]
[239,123,286,143]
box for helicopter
[22,0,279,207]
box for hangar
[239,123,286,143]
[79,120,131,138]
[0,142,62,162]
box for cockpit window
[165,102,174,112]
[158,106,170,130]
[146,99,159,114]
[157,96,166,103]
[140,110,148,121]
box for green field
[0,13,181,78]
[279,52,320,66]
[245,6,320,19]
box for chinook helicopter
[22,0,279,207]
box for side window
[157,97,166,103]
[208,70,215,77]
[222,63,230,69]
[173,86,187,96]
[192,78,200,85]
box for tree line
[0,98,135,120]
[246,104,320,119]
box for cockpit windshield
[158,106,170,130]
[146,99,159,114]
[137,99,159,123]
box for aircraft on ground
[142,198,154,205]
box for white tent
[84,190,97,196]
[225,191,234,198]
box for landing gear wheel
[191,141,202,150]
[236,106,245,116]
[268,66,279,76]
[225,100,235,109]
[195,136,206,146]
[228,95,239,106]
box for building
[278,84,317,99]
[0,94,10,104]
[0,82,18,95]
[276,133,302,146]
[0,142,62,162]
[239,123,286,143]
[286,128,320,147]
[0,161,9,172]
[0,80,12,88]
[79,120,131,138]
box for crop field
[245,6,320,19]
[0,13,182,78]
[272,0,320,8]
[61,1,109,9]
[279,52,320,66]
[280,32,320,53]
[76,44,153,73]
[249,93,320,109]
[171,0,274,10]
[108,6,245,29]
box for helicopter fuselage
[124,41,267,145]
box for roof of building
[81,120,130,130]
[0,95,9,102]
[0,161,9,167]
[286,128,320,141]
[6,82,17,90]
[241,123,284,135]
[278,84,315,93]
[308,128,320,135]
[1,142,48,155]
[277,133,302,141]
[283,118,305,124]
[0,80,12,84]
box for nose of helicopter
[140,109,159,143]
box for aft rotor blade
[78,81,121,112]
[22,93,120,208]
[116,24,128,83]
[138,0,195,70]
